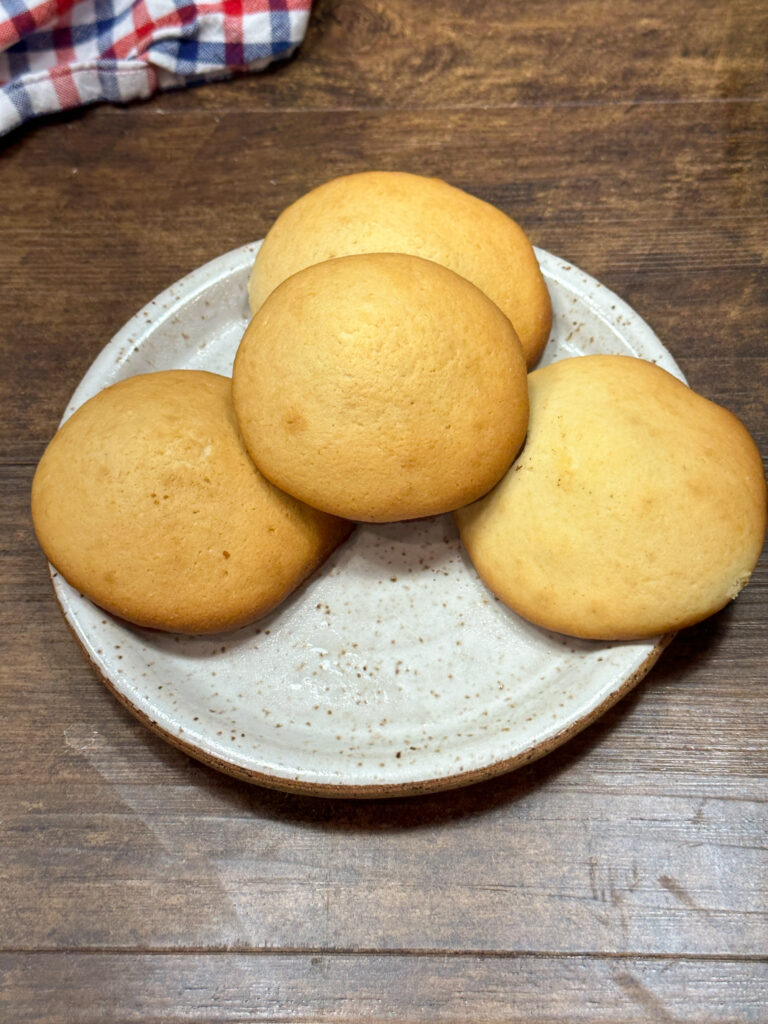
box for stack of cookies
[32,171,767,642]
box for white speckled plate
[52,244,683,797]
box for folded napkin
[0,0,312,135]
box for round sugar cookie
[248,170,552,368]
[31,371,353,634]
[233,252,529,523]
[455,355,767,640]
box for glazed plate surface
[52,244,683,796]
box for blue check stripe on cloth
[0,0,312,135]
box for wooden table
[3,1,766,1019]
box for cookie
[233,252,529,523]
[455,355,767,640]
[248,170,552,368]
[31,371,353,634]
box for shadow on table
[178,600,735,831]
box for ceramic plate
[52,244,683,797]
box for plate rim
[69,613,672,797]
[52,242,682,797]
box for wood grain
[1,0,766,1019]
[2,953,767,1023]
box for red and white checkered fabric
[0,0,312,135]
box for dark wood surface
[2,1,766,1020]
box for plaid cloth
[0,0,312,135]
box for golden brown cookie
[233,252,529,523]
[248,170,552,368]
[31,371,353,634]
[455,355,767,640]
